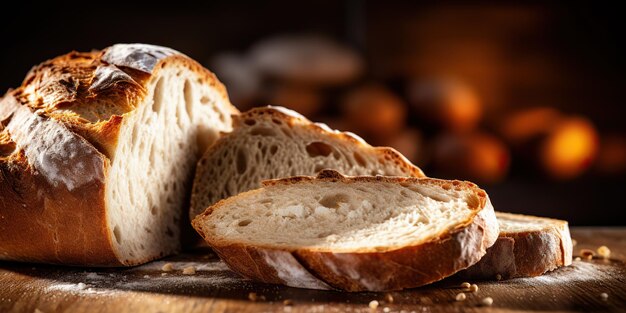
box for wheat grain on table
[0,227,624,313]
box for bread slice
[0,44,237,266]
[190,106,424,219]
[461,212,573,280]
[192,170,499,291]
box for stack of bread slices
[0,44,572,291]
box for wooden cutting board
[1,228,625,313]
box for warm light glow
[542,117,598,179]
[501,107,562,144]
[444,84,482,132]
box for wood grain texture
[0,227,625,313]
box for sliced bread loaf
[0,44,237,266]
[461,212,573,280]
[190,106,424,219]
[192,170,499,291]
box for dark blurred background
[1,1,625,225]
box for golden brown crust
[0,44,235,266]
[459,212,573,280]
[192,170,499,291]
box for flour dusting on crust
[4,96,105,191]
[102,44,180,73]
[260,250,331,290]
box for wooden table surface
[1,227,625,313]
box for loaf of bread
[461,212,573,280]
[190,106,424,219]
[0,44,237,266]
[192,170,499,291]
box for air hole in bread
[319,193,350,209]
[236,149,247,174]
[270,145,278,155]
[149,144,157,166]
[244,119,256,126]
[144,227,151,234]
[353,152,367,167]
[152,77,165,113]
[238,219,252,227]
[250,127,276,137]
[150,206,157,215]
[113,225,122,244]
[184,80,194,120]
[332,150,340,160]
[165,226,174,237]
[200,96,210,104]
[306,141,333,157]
[272,119,282,125]
[314,164,325,173]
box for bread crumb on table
[572,239,577,246]
[455,293,466,301]
[481,297,493,306]
[143,275,150,278]
[574,257,582,261]
[383,307,390,313]
[469,284,479,293]
[369,300,379,309]
[600,292,609,301]
[385,294,394,303]
[283,299,293,306]
[495,274,502,281]
[460,282,471,289]
[249,292,258,302]
[182,266,196,275]
[161,273,168,277]
[580,249,595,260]
[161,263,174,272]
[76,283,87,290]
[597,246,611,259]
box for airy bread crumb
[460,282,471,289]
[283,299,293,306]
[455,293,466,301]
[600,292,609,301]
[383,307,390,313]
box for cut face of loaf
[192,170,499,291]
[0,44,237,266]
[461,212,573,280]
[190,106,424,219]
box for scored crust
[460,212,573,280]
[193,170,499,291]
[0,44,237,266]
